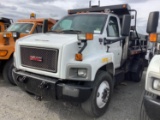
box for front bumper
[144,94,160,120]
[13,68,92,103]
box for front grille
[20,46,58,73]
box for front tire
[3,58,16,85]
[139,91,152,120]
[81,71,113,117]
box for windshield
[51,14,107,34]
[7,23,33,33]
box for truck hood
[147,55,160,73]
[17,33,78,48]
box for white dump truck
[13,4,148,117]
[140,11,160,120]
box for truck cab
[13,4,148,117]
[0,17,13,32]
[0,14,57,85]
[140,11,160,120]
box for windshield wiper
[48,29,82,34]
[60,29,82,34]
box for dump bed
[0,17,12,24]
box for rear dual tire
[131,59,144,82]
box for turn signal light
[75,53,83,61]
[0,50,8,57]
[86,33,93,40]
[149,33,157,42]
[3,33,12,38]
[78,33,93,41]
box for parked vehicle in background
[140,11,159,120]
[0,17,13,32]
[13,3,149,117]
[0,13,57,85]
[145,34,160,64]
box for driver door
[106,16,122,68]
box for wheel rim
[96,80,110,108]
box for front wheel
[139,91,152,120]
[81,71,113,117]
[3,58,17,85]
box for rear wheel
[81,71,113,117]
[131,66,143,82]
[3,58,16,85]
[131,59,144,82]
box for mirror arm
[104,37,126,44]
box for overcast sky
[0,0,160,34]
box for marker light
[78,33,93,41]
[75,53,83,61]
[86,33,93,40]
[149,33,157,42]
[123,4,127,8]
[30,13,36,19]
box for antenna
[89,0,91,8]
[98,0,100,6]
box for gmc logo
[30,56,43,62]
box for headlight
[12,32,20,39]
[3,34,7,38]
[3,33,12,38]
[78,68,87,78]
[12,32,17,38]
[153,79,160,91]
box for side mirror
[42,19,48,33]
[121,15,131,36]
[147,11,159,34]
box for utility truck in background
[13,4,148,117]
[0,13,57,85]
[0,17,13,32]
[140,12,160,120]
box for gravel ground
[0,71,146,120]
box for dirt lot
[0,71,146,120]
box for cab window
[33,25,42,33]
[7,23,33,33]
[107,17,119,37]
